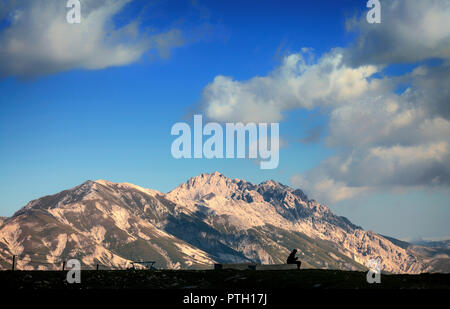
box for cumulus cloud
[0,0,184,77]
[344,0,450,66]
[294,62,450,204]
[405,65,450,120]
[201,50,382,122]
[293,139,450,204]
[291,174,368,204]
[199,0,450,204]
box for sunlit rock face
[0,173,430,273]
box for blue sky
[0,0,449,241]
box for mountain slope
[167,172,425,273]
[382,236,450,273]
[0,180,215,270]
[0,173,433,273]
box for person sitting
[287,249,302,270]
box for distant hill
[381,235,450,273]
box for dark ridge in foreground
[1,269,449,289]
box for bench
[214,263,255,270]
[130,261,156,270]
[214,263,299,270]
[254,264,299,270]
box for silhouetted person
[287,249,302,270]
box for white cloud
[199,0,450,204]
[0,0,184,77]
[291,139,450,205]
[296,62,450,203]
[345,0,450,66]
[201,51,381,122]
[291,174,367,204]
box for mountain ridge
[0,172,438,273]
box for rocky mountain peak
[260,179,283,187]
[95,179,114,186]
[0,173,433,274]
[14,180,96,216]
[95,179,161,196]
[13,179,163,218]
[169,172,245,201]
[186,171,228,186]
[168,172,312,208]
[258,180,308,201]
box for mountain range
[0,172,446,273]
